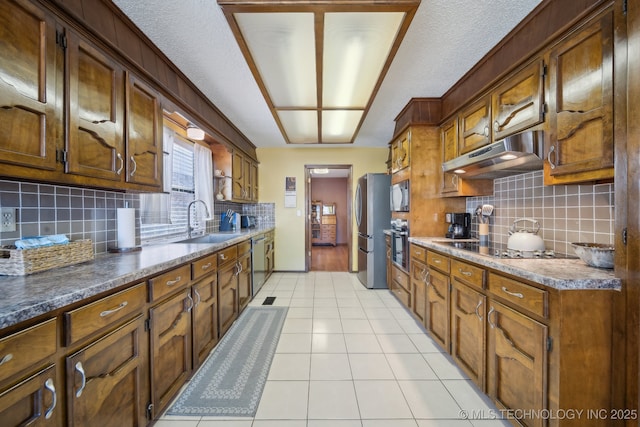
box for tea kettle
[507,218,545,251]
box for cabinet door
[125,73,162,188]
[426,268,450,351]
[250,160,259,201]
[192,277,218,367]
[237,253,252,313]
[149,289,192,417]
[66,29,125,182]
[232,151,243,200]
[0,0,59,174]
[459,97,491,154]
[487,300,547,427]
[547,9,614,180]
[491,59,545,140]
[0,365,60,426]
[217,262,238,336]
[391,129,410,173]
[410,259,427,325]
[66,315,147,427]
[451,281,486,390]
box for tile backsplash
[0,179,276,254]
[466,170,614,255]
[0,180,136,254]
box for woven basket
[0,240,94,276]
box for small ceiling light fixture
[186,123,205,140]
[311,168,329,174]
[217,0,420,144]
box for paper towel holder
[108,204,142,253]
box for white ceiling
[112,0,542,149]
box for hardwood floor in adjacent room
[311,244,349,271]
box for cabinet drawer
[489,273,547,318]
[391,264,410,292]
[410,244,427,263]
[192,254,217,281]
[427,251,450,273]
[149,265,191,302]
[0,318,57,386]
[218,245,237,267]
[451,259,485,290]
[237,240,251,256]
[65,283,146,346]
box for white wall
[257,147,388,271]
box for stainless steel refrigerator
[355,173,391,288]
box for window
[139,131,196,241]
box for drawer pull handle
[0,353,13,366]
[475,300,483,320]
[75,362,86,398]
[458,268,472,277]
[501,286,524,299]
[487,306,496,329]
[201,262,212,270]
[100,301,128,317]
[166,276,182,286]
[220,254,227,260]
[44,378,57,419]
[433,258,442,264]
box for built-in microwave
[390,180,410,212]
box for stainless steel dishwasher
[251,234,266,296]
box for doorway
[305,165,353,272]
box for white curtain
[193,143,214,221]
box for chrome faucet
[187,199,210,237]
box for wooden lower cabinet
[218,260,239,337]
[192,277,219,367]
[0,365,60,426]
[390,264,411,308]
[237,242,252,313]
[487,300,547,427]
[450,281,486,389]
[66,315,147,427]
[149,288,192,418]
[410,258,427,324]
[425,267,450,351]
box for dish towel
[14,235,69,249]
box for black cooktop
[440,241,577,259]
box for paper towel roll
[117,208,136,248]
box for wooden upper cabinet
[440,118,459,194]
[546,8,614,182]
[491,59,545,141]
[0,0,59,174]
[232,150,258,202]
[390,129,410,173]
[66,29,125,182]
[459,97,491,155]
[125,73,163,188]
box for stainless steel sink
[178,233,243,244]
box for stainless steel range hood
[442,130,544,179]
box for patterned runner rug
[166,306,287,416]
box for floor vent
[262,297,276,305]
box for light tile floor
[157,272,512,427]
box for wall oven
[390,219,409,271]
[390,180,410,212]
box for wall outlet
[1,208,17,232]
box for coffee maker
[445,212,471,239]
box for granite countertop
[409,237,621,292]
[0,228,272,330]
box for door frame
[304,164,353,272]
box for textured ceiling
[112,0,542,148]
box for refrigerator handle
[355,184,362,227]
